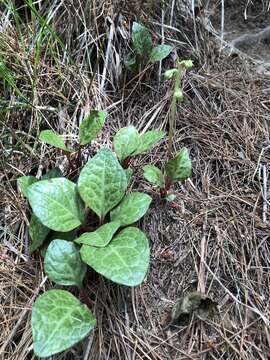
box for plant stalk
[167,62,183,159]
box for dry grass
[1,0,270,359]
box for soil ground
[1,1,270,359]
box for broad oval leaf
[32,289,96,357]
[75,221,120,247]
[79,110,107,146]
[80,227,150,286]
[132,130,165,156]
[29,215,50,253]
[39,130,73,152]
[165,147,192,183]
[143,165,164,186]
[17,175,38,197]
[78,148,127,219]
[44,240,86,286]
[27,178,84,232]
[110,192,152,226]
[113,126,139,161]
[149,44,173,62]
[132,22,152,57]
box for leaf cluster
[17,119,159,357]
[143,147,192,197]
[125,22,173,72]
[113,125,165,162]
[38,110,107,152]
[17,101,192,356]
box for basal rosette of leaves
[17,105,193,357]
[18,118,155,357]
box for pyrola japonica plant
[125,22,173,72]
[17,110,166,357]
[143,59,193,198]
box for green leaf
[27,178,84,232]
[44,240,86,286]
[132,130,165,156]
[42,167,62,179]
[143,165,164,186]
[125,168,133,185]
[79,110,107,146]
[75,221,120,247]
[39,130,73,152]
[132,22,152,57]
[17,176,38,197]
[78,148,127,219]
[29,215,50,253]
[110,192,152,226]
[80,227,149,286]
[149,44,173,62]
[165,148,192,183]
[113,126,140,161]
[32,289,96,357]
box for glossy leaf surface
[149,44,173,62]
[165,148,192,183]
[32,290,96,357]
[78,148,127,219]
[143,165,164,186]
[132,22,152,57]
[132,130,165,155]
[113,126,139,161]
[75,221,120,247]
[80,227,149,286]
[79,110,107,146]
[110,192,152,226]
[44,240,86,286]
[28,178,84,232]
[39,130,73,152]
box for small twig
[262,164,268,224]
[167,62,182,159]
[197,212,207,293]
